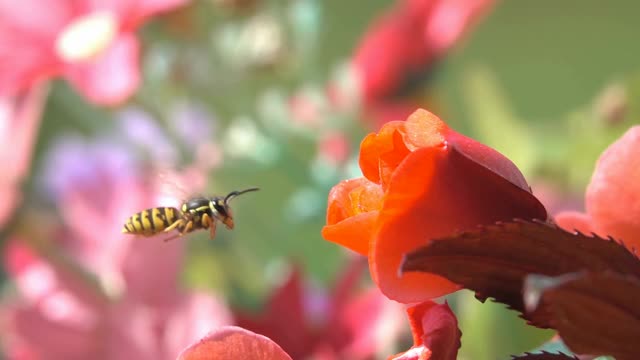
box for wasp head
[210,187,259,229]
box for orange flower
[322,109,547,303]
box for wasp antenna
[224,187,260,203]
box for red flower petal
[446,129,532,193]
[326,178,383,225]
[177,326,292,360]
[322,212,378,256]
[585,126,640,248]
[64,33,140,106]
[389,300,461,360]
[323,178,383,255]
[359,121,409,186]
[372,139,546,302]
[402,108,448,149]
[404,301,460,360]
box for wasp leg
[200,213,218,240]
[183,220,194,234]
[163,232,184,242]
[163,221,193,242]
[164,219,185,233]
[209,221,217,240]
[163,218,187,242]
[201,213,211,227]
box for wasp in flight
[122,187,259,241]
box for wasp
[122,187,259,241]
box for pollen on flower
[55,11,119,63]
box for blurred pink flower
[38,134,213,304]
[555,126,640,250]
[176,295,461,360]
[0,0,188,106]
[288,92,324,129]
[317,132,350,166]
[177,326,292,360]
[0,85,48,228]
[3,240,232,360]
[233,258,405,360]
[1,137,231,360]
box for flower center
[55,11,118,63]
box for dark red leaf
[510,352,579,360]
[524,272,640,360]
[400,220,640,326]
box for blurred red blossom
[0,0,188,106]
[390,301,460,360]
[332,0,494,128]
[352,0,494,103]
[233,257,405,360]
[555,126,640,251]
[322,109,547,303]
[1,135,230,360]
[0,85,48,228]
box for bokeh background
[1,0,639,359]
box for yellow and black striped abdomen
[122,207,182,236]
